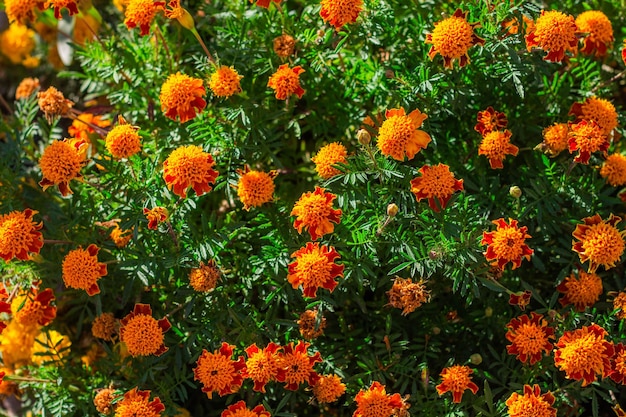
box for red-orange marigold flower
[622,39,626,66]
[313,374,346,403]
[569,97,618,137]
[124,0,165,36]
[610,343,626,384]
[143,207,168,230]
[505,312,554,365]
[320,0,363,31]
[105,116,142,159]
[312,142,348,179]
[115,387,165,417]
[164,0,194,29]
[267,64,305,100]
[436,365,479,403]
[297,309,326,340]
[505,384,556,417]
[237,166,277,210]
[572,213,626,273]
[576,10,613,57]
[537,123,569,157]
[4,0,44,24]
[222,401,270,417]
[209,66,243,98]
[291,187,342,240]
[353,381,403,417]
[554,323,614,386]
[194,342,246,399]
[613,291,626,320]
[250,0,281,8]
[376,107,431,161]
[62,244,107,295]
[557,270,603,311]
[478,129,518,169]
[509,290,532,310]
[525,10,578,62]
[287,242,344,298]
[46,0,79,19]
[189,260,220,292]
[568,119,609,164]
[39,138,88,196]
[601,154,626,187]
[276,340,322,390]
[410,164,463,212]
[482,218,533,270]
[425,9,484,69]
[120,303,170,357]
[160,72,206,123]
[242,342,281,393]
[0,209,43,262]
[13,288,56,327]
[163,145,218,198]
[474,106,507,136]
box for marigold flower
[313,374,345,403]
[312,142,348,179]
[611,343,626,384]
[297,309,326,340]
[94,388,118,415]
[482,218,533,270]
[62,244,107,295]
[13,288,56,327]
[386,277,431,315]
[237,166,277,210]
[4,0,43,24]
[576,10,613,57]
[622,39,626,66]
[15,77,40,100]
[410,164,463,212]
[124,0,165,36]
[0,209,44,262]
[505,384,556,417]
[568,119,609,164]
[92,312,117,341]
[376,107,431,161]
[160,72,207,123]
[536,123,569,157]
[572,213,626,273]
[613,291,626,320]
[0,319,38,368]
[600,154,626,187]
[287,242,344,298]
[31,330,71,365]
[436,365,479,403]
[46,0,79,19]
[120,303,171,357]
[39,138,87,196]
[291,187,342,241]
[505,312,554,365]
[354,381,403,417]
[143,207,168,230]
[474,106,507,136]
[425,9,484,69]
[164,0,195,30]
[110,225,133,248]
[267,64,305,100]
[554,323,614,386]
[250,0,281,8]
[525,10,578,62]
[242,342,281,393]
[106,119,142,159]
[209,66,243,98]
[569,97,618,136]
[320,0,363,30]
[115,387,165,417]
[273,34,296,58]
[478,129,518,169]
[276,340,322,390]
[194,342,246,399]
[68,113,111,144]
[163,145,218,198]
[189,260,220,292]
[557,270,603,311]
[0,23,37,66]
[37,87,74,122]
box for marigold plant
[410,163,464,212]
[194,342,246,399]
[576,10,613,57]
[267,64,305,100]
[275,341,322,391]
[505,385,556,417]
[478,129,519,169]
[287,242,344,298]
[353,381,403,417]
[162,145,218,198]
[436,365,479,403]
[159,72,207,123]
[556,270,603,311]
[0,209,44,262]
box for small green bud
[509,185,522,198]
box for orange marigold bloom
[319,0,363,31]
[505,384,556,417]
[287,242,344,298]
[557,270,603,311]
[46,0,79,19]
[143,207,168,230]
[410,164,463,212]
[120,303,170,357]
[478,129,518,169]
[115,387,165,417]
[613,291,626,320]
[250,0,281,8]
[92,312,117,341]
[189,260,220,292]
[572,213,626,273]
[622,39,626,65]
[13,288,56,327]
[222,401,270,417]
[105,116,142,159]
[39,138,88,196]
[62,244,107,295]
[386,277,431,315]
[482,218,533,270]
[569,97,618,137]
[525,10,578,62]
[297,309,326,340]
[611,343,626,384]
[313,374,345,403]
[242,342,281,393]
[94,388,118,415]
[376,107,431,161]
[194,342,246,399]
[537,123,569,157]
[237,166,277,210]
[568,119,609,164]
[474,106,507,136]
[554,323,614,386]
[291,187,342,241]
[163,145,218,198]
[600,154,626,187]
[576,10,613,57]
[209,66,243,98]
[38,86,74,122]
[0,208,43,262]
[267,64,305,100]
[160,72,206,123]
[276,340,322,390]
[436,365,479,403]
[354,381,404,417]
[68,113,111,143]
[505,312,554,365]
[273,34,296,58]
[425,9,485,69]
[312,142,348,179]
[4,0,43,24]
[124,0,165,36]
[110,224,133,248]
[164,0,195,30]
[15,77,40,99]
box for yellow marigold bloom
[478,129,518,169]
[15,77,40,100]
[114,0,131,11]
[482,218,533,270]
[106,118,142,159]
[613,291,626,320]
[410,164,463,212]
[557,270,603,311]
[312,142,348,179]
[194,342,246,399]
[143,207,168,230]
[242,342,281,393]
[288,242,344,298]
[209,66,243,98]
[376,107,431,161]
[4,0,43,24]
[39,138,87,196]
[0,23,37,66]
[267,64,305,100]
[0,319,39,368]
[124,0,165,36]
[291,186,342,241]
[568,119,609,164]
[163,145,219,198]
[600,154,626,187]
[505,312,554,365]
[525,10,578,62]
[297,309,326,340]
[92,312,117,341]
[0,208,44,262]
[576,10,613,57]
[37,86,74,123]
[160,72,207,123]
[94,388,118,415]
[569,97,618,136]
[474,106,507,136]
[115,387,165,417]
[386,277,431,315]
[62,244,107,295]
[12,288,56,327]
[189,260,220,292]
[537,123,569,157]
[236,166,277,210]
[120,303,171,357]
[425,9,485,69]
[31,330,71,365]
[46,0,79,19]
[313,374,345,403]
[554,323,614,386]
[273,34,296,58]
[320,0,363,30]
[436,365,479,403]
[276,340,322,390]
[572,213,626,273]
[505,385,556,417]
[251,0,281,8]
[354,381,403,417]
[221,401,271,417]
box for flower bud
[432,326,441,335]
[357,129,371,145]
[509,185,522,198]
[386,203,398,217]
[177,8,196,31]
[484,306,493,317]
[470,353,482,365]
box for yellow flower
[242,342,281,393]
[287,242,344,298]
[115,387,165,417]
[62,244,108,295]
[105,116,141,159]
[557,271,603,311]
[0,208,44,262]
[0,319,39,368]
[163,145,219,198]
[209,66,243,98]
[376,107,431,161]
[572,213,626,273]
[313,374,346,403]
[194,342,246,399]
[312,142,348,179]
[119,303,170,357]
[31,330,71,365]
[537,123,569,157]
[297,309,326,340]
[425,9,484,69]
[291,186,342,241]
[92,312,117,341]
[273,34,296,58]
[576,10,613,57]
[15,77,40,100]
[4,0,43,24]
[94,388,118,415]
[436,365,479,403]
[276,341,322,390]
[189,260,220,292]
[525,10,578,62]
[160,72,207,123]
[46,0,79,19]
[0,23,37,66]
[37,87,74,122]
[319,0,363,31]
[267,64,305,100]
[386,277,431,315]
[236,166,277,210]
[124,0,165,36]
[481,218,533,270]
[569,97,618,136]
[410,163,463,212]
[39,138,87,196]
[505,312,554,365]
[354,381,403,417]
[478,130,518,169]
[600,154,626,186]
[505,385,556,417]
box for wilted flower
[38,87,74,122]
[273,34,296,58]
[297,309,326,340]
[92,313,117,341]
[386,277,431,315]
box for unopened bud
[470,353,482,365]
[178,8,196,31]
[509,185,522,198]
[432,326,441,335]
[387,203,398,217]
[484,306,493,317]
[357,129,371,145]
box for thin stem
[192,29,215,64]
[68,110,109,136]
[591,69,626,94]
[43,239,74,244]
